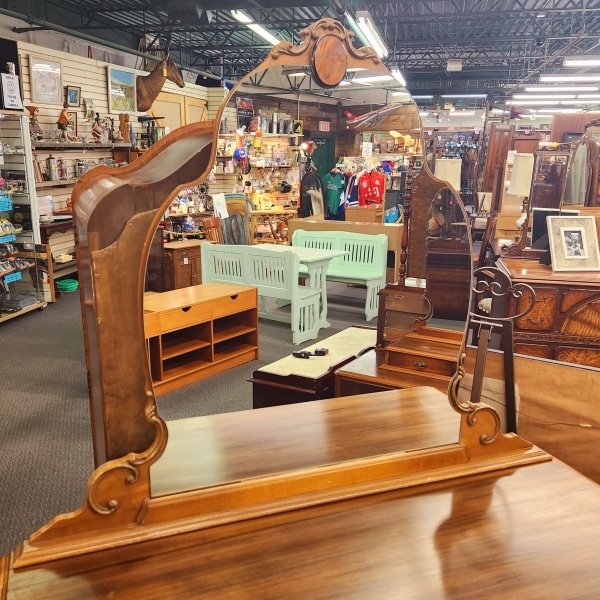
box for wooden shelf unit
[144,282,258,395]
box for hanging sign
[318,120,330,132]
[1,73,23,110]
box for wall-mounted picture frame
[29,55,63,104]
[547,215,600,272]
[107,66,137,113]
[67,111,78,136]
[66,85,81,107]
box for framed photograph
[547,215,600,272]
[67,111,77,136]
[66,85,80,107]
[107,66,137,113]
[29,55,63,104]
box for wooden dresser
[498,257,600,367]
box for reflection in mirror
[146,19,474,499]
[564,132,599,207]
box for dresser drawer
[515,286,560,331]
[159,302,212,332]
[213,289,256,318]
[385,351,455,377]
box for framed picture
[29,55,63,104]
[67,111,78,136]
[547,215,600,272]
[107,66,137,113]
[66,85,81,107]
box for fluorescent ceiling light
[525,85,599,92]
[391,67,406,86]
[247,24,280,46]
[356,11,388,58]
[512,94,575,100]
[540,74,600,82]
[412,95,433,99]
[446,60,463,72]
[564,56,600,67]
[391,91,411,97]
[507,100,560,105]
[537,108,581,113]
[560,100,600,105]
[231,10,280,46]
[344,12,371,47]
[449,110,475,116]
[284,71,308,78]
[419,111,429,116]
[351,74,393,84]
[573,94,600,99]
[441,94,487,98]
[231,9,252,24]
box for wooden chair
[200,217,223,243]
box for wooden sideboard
[144,282,258,394]
[497,257,600,367]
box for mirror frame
[13,18,544,570]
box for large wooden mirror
[13,19,538,569]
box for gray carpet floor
[0,282,367,556]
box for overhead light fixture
[564,56,600,67]
[282,67,308,78]
[356,11,388,58]
[513,94,576,100]
[391,91,411,97]
[351,74,393,84]
[446,60,463,72]
[540,74,600,82]
[507,99,561,105]
[344,12,371,48]
[419,111,429,116]
[441,94,487,99]
[412,95,433,99]
[231,9,280,46]
[525,85,599,92]
[390,67,406,86]
[449,110,475,116]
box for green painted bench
[291,229,388,321]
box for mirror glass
[563,132,600,208]
[146,23,472,498]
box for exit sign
[318,121,330,132]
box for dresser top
[498,257,600,286]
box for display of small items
[163,184,211,239]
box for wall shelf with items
[0,235,49,324]
[29,141,134,294]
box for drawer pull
[414,361,427,370]
[230,294,239,300]
[181,306,192,312]
[526,316,544,326]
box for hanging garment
[299,170,325,218]
[322,171,345,217]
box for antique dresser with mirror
[3,18,600,598]
[488,129,600,368]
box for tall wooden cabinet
[162,239,211,290]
